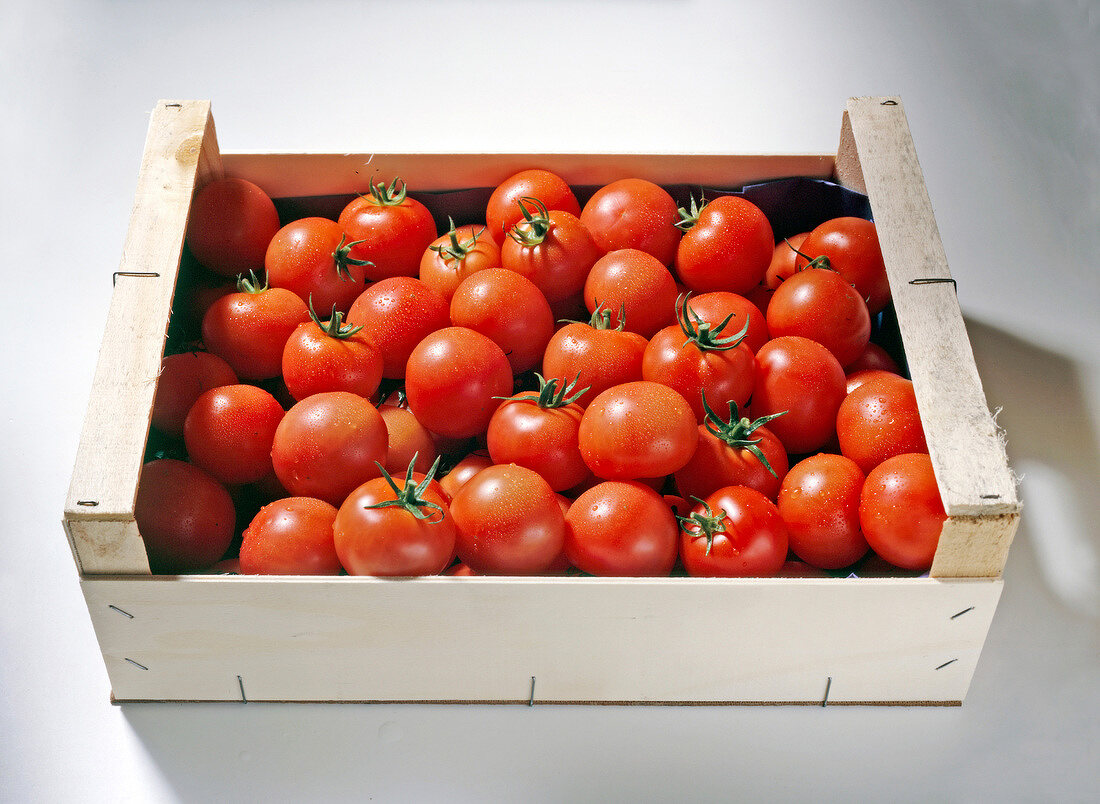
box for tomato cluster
[136,169,946,577]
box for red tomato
[796,217,890,315]
[565,481,678,576]
[438,451,493,499]
[419,222,502,301]
[134,459,236,573]
[346,277,450,379]
[583,249,678,338]
[766,266,871,367]
[846,342,901,375]
[777,454,869,569]
[281,306,383,401]
[379,406,439,476]
[240,497,343,575]
[578,381,699,480]
[186,178,281,277]
[486,375,589,492]
[151,351,238,438]
[750,336,846,454]
[183,384,284,485]
[541,308,648,408]
[338,178,438,280]
[334,460,455,576]
[859,453,945,571]
[675,195,774,294]
[450,464,566,574]
[580,178,681,265]
[678,486,789,577]
[443,562,479,576]
[845,368,901,395]
[201,272,310,381]
[264,217,371,313]
[270,391,388,506]
[405,326,513,438]
[764,232,809,289]
[679,291,769,355]
[499,200,601,303]
[449,268,555,374]
[642,294,756,422]
[836,375,928,473]
[485,169,581,245]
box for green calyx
[429,217,486,264]
[236,269,268,294]
[364,453,445,522]
[675,192,707,232]
[367,177,409,207]
[332,232,375,279]
[676,292,749,352]
[675,496,727,556]
[786,238,831,272]
[506,197,553,246]
[700,391,787,479]
[308,297,364,340]
[495,372,589,409]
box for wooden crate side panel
[932,513,1021,578]
[64,101,217,575]
[82,577,1001,704]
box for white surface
[2,0,1097,801]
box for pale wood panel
[83,576,1001,704]
[932,514,1021,578]
[64,100,217,575]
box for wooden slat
[63,100,220,575]
[843,97,1020,577]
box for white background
[2,1,1098,801]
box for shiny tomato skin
[845,342,901,376]
[675,195,774,294]
[680,486,789,577]
[765,232,809,289]
[580,178,681,265]
[565,481,678,576]
[450,268,555,374]
[186,178,281,277]
[438,451,493,499]
[578,381,699,480]
[681,291,770,355]
[500,210,601,303]
[859,453,946,571]
[419,224,502,301]
[450,464,566,575]
[281,319,383,401]
[583,249,679,338]
[750,336,846,455]
[183,384,284,485]
[240,497,342,575]
[264,217,368,313]
[486,169,581,246]
[338,190,437,281]
[778,454,869,569]
[151,351,238,438]
[641,325,755,422]
[379,406,438,476]
[346,277,450,379]
[487,397,588,492]
[134,459,237,573]
[796,217,890,315]
[845,369,900,395]
[836,375,928,474]
[674,423,789,503]
[405,327,514,439]
[270,391,388,506]
[766,267,871,368]
[541,322,647,409]
[202,286,311,381]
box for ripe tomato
[750,336,846,454]
[183,384,284,485]
[766,266,871,367]
[405,326,513,438]
[583,249,678,338]
[845,342,901,375]
[379,407,438,477]
[338,178,437,280]
[541,307,648,408]
[678,291,769,355]
[675,194,774,294]
[795,217,890,315]
[419,222,502,301]
[346,276,450,379]
[134,458,236,573]
[859,453,946,571]
[334,459,455,576]
[185,178,281,277]
[764,232,809,289]
[449,268,554,374]
[270,391,388,506]
[580,178,681,265]
[845,368,900,395]
[201,272,311,381]
[281,305,383,401]
[438,450,493,499]
[499,200,601,304]
[642,294,756,422]
[264,217,371,313]
[564,481,678,576]
[151,351,238,438]
[674,396,789,502]
[836,375,927,473]
[578,381,699,480]
[450,464,566,574]
[777,454,869,569]
[485,169,581,245]
[678,486,788,577]
[240,497,343,575]
[487,375,589,492]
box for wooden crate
[63,97,1019,705]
